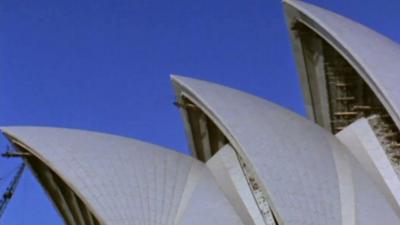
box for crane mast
[0,163,25,219]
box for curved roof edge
[283,0,400,129]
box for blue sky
[0,0,400,224]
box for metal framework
[0,163,25,219]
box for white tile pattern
[2,127,243,225]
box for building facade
[2,1,400,224]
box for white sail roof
[172,75,343,225]
[1,126,243,225]
[284,0,400,128]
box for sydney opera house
[2,0,400,224]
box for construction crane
[0,163,25,219]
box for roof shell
[284,0,400,129]
[172,75,344,225]
[1,126,243,225]
[348,150,400,224]
[336,118,400,217]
